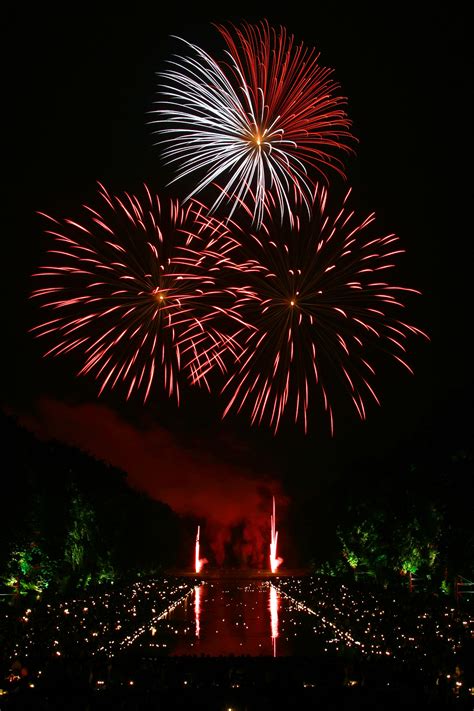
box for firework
[203,185,428,434]
[195,525,207,574]
[153,20,354,228]
[31,184,251,405]
[270,496,283,574]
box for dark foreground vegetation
[1,413,473,707]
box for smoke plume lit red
[16,398,287,567]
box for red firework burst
[154,20,355,227]
[30,184,251,405]
[195,186,428,434]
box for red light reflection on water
[269,584,279,657]
[172,582,278,656]
[194,585,201,638]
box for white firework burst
[151,21,355,228]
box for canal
[131,580,322,657]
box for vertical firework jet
[195,525,201,573]
[270,496,283,573]
[195,525,207,574]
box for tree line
[0,414,182,596]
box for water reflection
[194,584,201,639]
[269,584,279,657]
[174,582,276,656]
[133,581,321,657]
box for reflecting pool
[132,581,322,657]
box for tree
[64,484,99,586]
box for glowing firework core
[270,497,283,573]
[153,290,166,303]
[253,131,266,148]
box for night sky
[4,6,472,561]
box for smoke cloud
[18,398,287,567]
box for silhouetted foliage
[0,413,181,594]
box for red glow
[194,585,201,638]
[269,584,279,657]
[195,525,207,574]
[16,400,289,568]
[270,496,283,573]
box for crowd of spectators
[0,578,193,670]
[1,575,472,708]
[274,575,473,700]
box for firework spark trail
[153,20,355,228]
[199,185,429,435]
[31,184,254,405]
[195,525,207,574]
[270,496,283,573]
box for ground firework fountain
[270,497,283,573]
[195,526,207,574]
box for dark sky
[4,6,472,524]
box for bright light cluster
[6,579,194,662]
[273,575,474,672]
[3,577,472,699]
